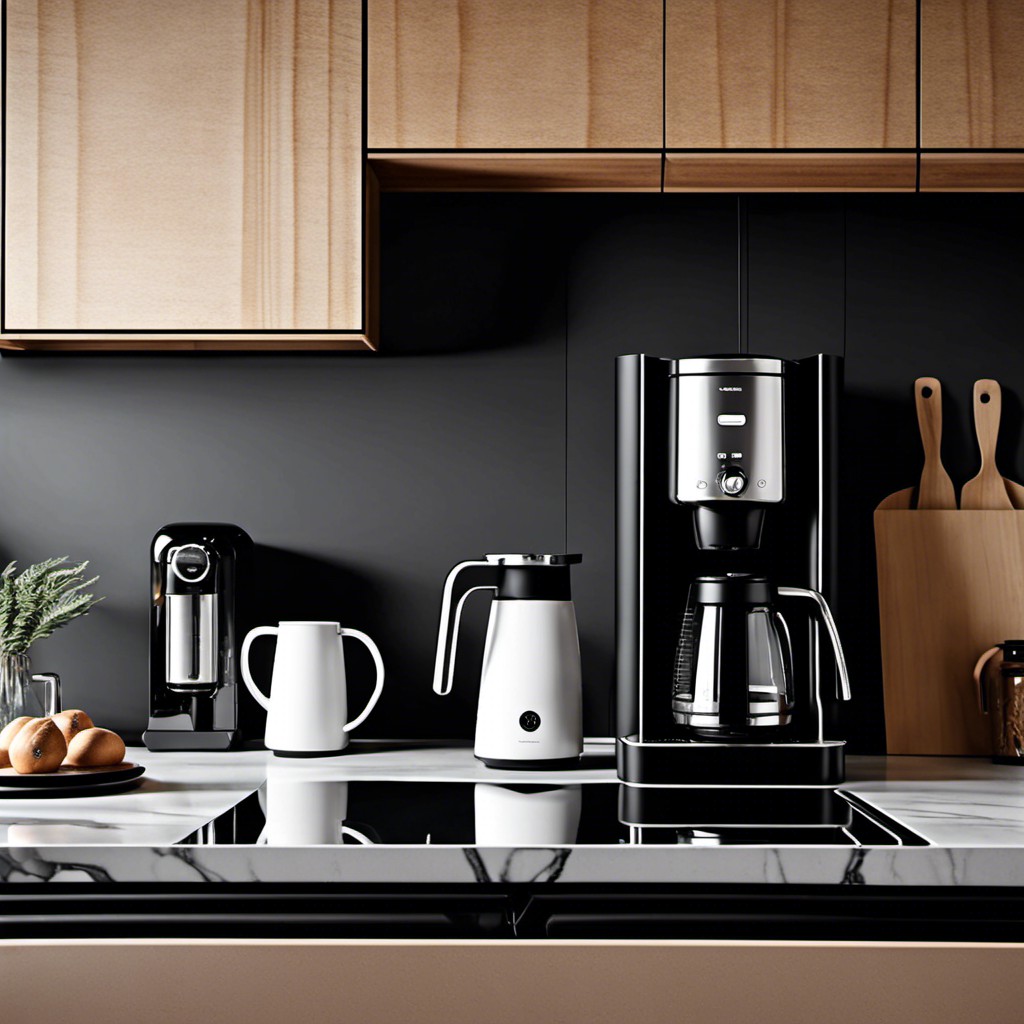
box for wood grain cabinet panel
[922,0,1024,148]
[666,0,917,149]
[2,0,373,351]
[921,0,1024,190]
[367,0,663,150]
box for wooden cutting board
[874,509,1024,755]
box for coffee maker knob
[717,466,748,496]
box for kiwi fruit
[52,709,95,748]
[9,718,68,774]
[0,716,34,769]
[65,727,126,768]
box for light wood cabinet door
[920,0,1024,190]
[665,0,917,150]
[2,0,374,351]
[922,0,1024,148]
[367,0,663,150]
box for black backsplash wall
[1,193,1022,750]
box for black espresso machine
[144,523,253,751]
[616,354,851,786]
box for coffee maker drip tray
[617,736,846,787]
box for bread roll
[65,727,126,767]
[0,716,33,769]
[9,718,67,774]
[52,709,95,747]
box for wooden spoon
[913,377,957,509]
[961,379,1014,509]
[1003,476,1024,509]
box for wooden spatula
[914,377,957,509]
[962,379,1014,510]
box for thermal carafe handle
[432,561,501,696]
[776,587,852,701]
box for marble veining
[3,745,1024,887]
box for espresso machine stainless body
[144,523,253,751]
[616,354,849,785]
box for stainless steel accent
[166,593,218,689]
[620,735,847,749]
[669,356,784,376]
[717,414,747,426]
[777,587,852,702]
[717,466,748,495]
[483,553,582,566]
[638,365,647,741]
[671,373,784,504]
[169,543,212,584]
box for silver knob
[717,466,747,496]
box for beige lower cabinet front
[2,0,373,351]
[3,939,1024,1023]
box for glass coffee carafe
[672,574,849,741]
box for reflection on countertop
[3,742,1024,888]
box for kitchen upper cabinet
[368,0,662,148]
[920,0,1024,190]
[2,0,375,351]
[367,0,663,189]
[664,0,917,190]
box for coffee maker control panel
[670,370,784,504]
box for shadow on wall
[836,390,913,751]
[247,545,401,735]
[378,193,568,356]
[250,546,471,740]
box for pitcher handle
[339,628,385,733]
[256,823,375,846]
[241,626,279,712]
[973,646,1001,714]
[776,587,852,701]
[31,673,61,717]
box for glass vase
[0,652,61,726]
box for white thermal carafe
[432,554,584,768]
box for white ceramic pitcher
[241,621,384,756]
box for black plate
[0,762,145,797]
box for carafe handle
[776,587,852,701]
[339,628,385,733]
[240,626,279,712]
[973,646,1001,714]
[432,561,501,696]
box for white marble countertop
[4,742,1024,886]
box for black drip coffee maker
[616,354,851,785]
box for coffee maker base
[617,735,845,786]
[271,748,349,758]
[142,729,236,752]
[477,755,583,771]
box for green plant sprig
[0,558,103,656]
